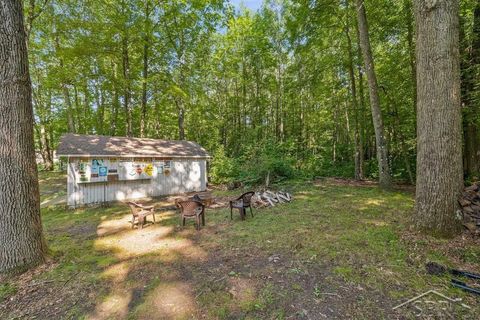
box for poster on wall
[153,160,174,177]
[118,161,155,180]
[74,159,116,183]
[74,159,157,183]
[76,160,90,183]
[90,159,107,182]
[154,161,164,176]
[108,159,118,174]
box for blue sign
[99,166,108,177]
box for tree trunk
[356,0,391,188]
[0,0,47,273]
[110,60,119,136]
[404,0,417,115]
[94,84,105,135]
[122,33,132,137]
[53,33,76,133]
[345,2,364,180]
[140,0,150,138]
[461,2,480,178]
[39,123,53,170]
[414,0,463,236]
[176,98,185,140]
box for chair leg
[202,212,205,226]
[140,217,144,229]
[152,212,156,224]
[131,216,135,229]
[230,207,233,220]
[182,217,186,226]
[250,206,253,217]
[196,216,200,230]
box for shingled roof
[57,134,210,158]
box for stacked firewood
[252,190,293,208]
[459,183,480,235]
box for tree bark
[54,34,75,133]
[110,60,119,136]
[345,2,364,180]
[404,0,417,115]
[461,2,480,177]
[0,0,47,273]
[175,98,185,140]
[122,32,132,137]
[39,124,53,170]
[414,0,463,236]
[356,0,391,188]
[140,0,150,138]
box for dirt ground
[1,173,479,319]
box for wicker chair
[127,201,156,229]
[229,191,255,220]
[176,200,205,230]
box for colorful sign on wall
[75,159,118,183]
[74,158,158,183]
[118,161,154,180]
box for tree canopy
[26,0,480,186]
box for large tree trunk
[0,0,47,273]
[414,0,463,236]
[356,0,391,188]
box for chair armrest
[136,204,154,210]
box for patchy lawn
[1,173,479,319]
[38,170,67,207]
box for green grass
[1,173,479,319]
[0,283,17,303]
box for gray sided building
[57,134,210,208]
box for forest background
[27,0,480,186]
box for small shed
[57,134,210,207]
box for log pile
[252,190,293,208]
[459,183,480,236]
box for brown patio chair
[229,191,255,220]
[127,201,156,229]
[176,200,205,231]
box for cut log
[465,184,479,192]
[459,199,472,207]
[459,182,480,236]
[250,189,294,208]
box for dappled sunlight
[102,262,130,284]
[294,192,314,200]
[227,277,257,306]
[87,290,132,320]
[364,219,390,227]
[96,214,133,237]
[96,225,186,258]
[136,282,197,319]
[362,199,385,206]
[94,212,208,261]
